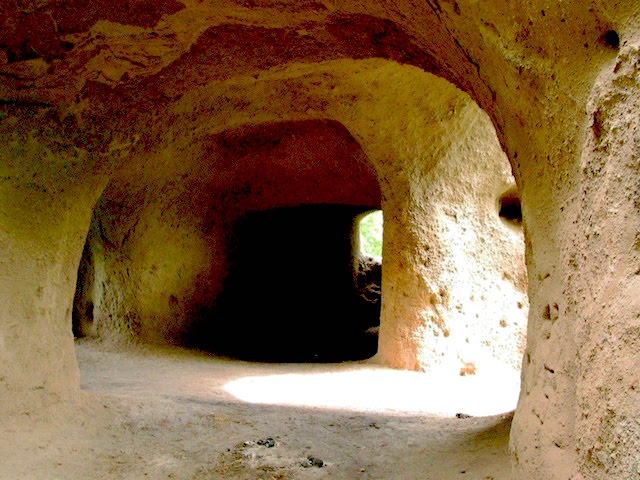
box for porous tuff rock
[70,63,527,371]
[84,119,382,351]
[0,1,639,479]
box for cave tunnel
[71,118,385,363]
[70,105,528,374]
[3,3,638,476]
[191,204,382,362]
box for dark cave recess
[194,204,382,362]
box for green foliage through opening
[359,210,383,258]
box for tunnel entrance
[194,204,381,362]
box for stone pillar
[376,100,528,374]
[0,170,100,414]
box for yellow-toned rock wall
[1,1,638,477]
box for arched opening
[498,186,522,227]
[71,107,528,418]
[196,204,381,362]
[66,54,530,480]
[72,119,384,360]
[72,238,95,338]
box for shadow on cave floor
[0,338,516,479]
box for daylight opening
[358,210,383,258]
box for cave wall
[82,119,381,346]
[0,1,638,478]
[377,101,528,374]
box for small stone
[257,437,275,448]
[308,456,324,467]
[459,362,476,376]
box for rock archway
[69,62,527,374]
[76,118,383,355]
[1,2,638,478]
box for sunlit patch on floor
[224,363,520,417]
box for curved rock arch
[80,59,525,372]
[0,2,638,478]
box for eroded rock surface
[1,1,638,478]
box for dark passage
[498,187,522,226]
[72,235,95,338]
[194,205,381,362]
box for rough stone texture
[83,119,382,348]
[511,42,640,480]
[376,99,527,374]
[1,1,639,478]
[354,252,382,307]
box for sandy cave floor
[1,339,519,479]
